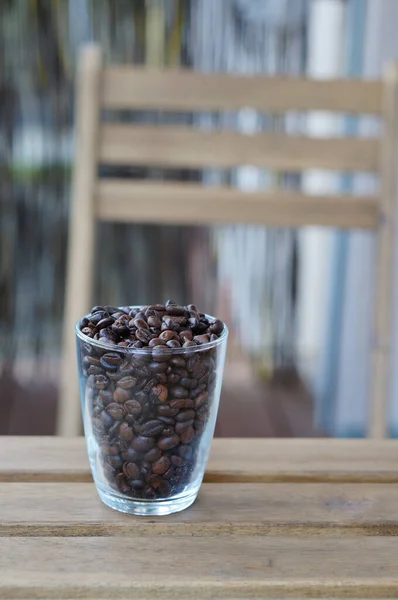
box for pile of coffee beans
[77,301,225,501]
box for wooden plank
[1,438,398,483]
[2,482,398,537]
[101,67,383,114]
[96,180,379,230]
[58,45,102,437]
[1,536,398,598]
[369,63,398,438]
[99,124,380,172]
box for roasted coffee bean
[194,391,208,409]
[123,462,140,479]
[97,317,115,330]
[190,383,207,399]
[157,405,178,417]
[100,409,113,427]
[144,447,162,463]
[180,426,195,444]
[149,337,166,347]
[117,375,137,389]
[159,329,175,342]
[152,455,171,475]
[157,434,180,451]
[130,479,145,490]
[161,427,175,437]
[152,345,171,363]
[196,406,208,422]
[119,422,133,441]
[89,365,104,376]
[148,316,162,329]
[133,318,149,330]
[132,436,155,452]
[183,340,197,349]
[157,416,175,426]
[171,455,185,467]
[148,361,168,374]
[178,445,193,461]
[170,356,185,369]
[109,455,123,469]
[113,387,131,403]
[94,374,109,389]
[175,420,194,434]
[106,403,124,420]
[122,448,140,463]
[194,334,210,345]
[101,443,119,456]
[176,409,195,422]
[170,385,188,399]
[147,474,171,496]
[166,340,181,348]
[166,304,185,316]
[140,419,164,437]
[124,399,142,415]
[151,383,168,403]
[169,398,194,409]
[136,328,152,344]
[116,472,130,493]
[180,377,197,389]
[210,319,224,335]
[168,372,181,384]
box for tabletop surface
[1,436,398,599]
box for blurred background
[1,0,398,438]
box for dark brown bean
[100,411,113,428]
[175,420,194,434]
[123,462,140,479]
[180,426,195,444]
[166,340,181,348]
[148,338,166,347]
[157,416,175,426]
[140,419,164,437]
[144,447,162,463]
[157,405,178,417]
[151,383,168,403]
[180,377,197,389]
[148,361,168,373]
[176,409,195,422]
[178,445,193,460]
[210,319,224,335]
[109,455,123,469]
[132,436,155,452]
[113,387,131,403]
[159,330,175,342]
[136,328,152,344]
[97,317,115,330]
[147,316,162,329]
[194,391,208,409]
[119,422,133,441]
[89,365,104,376]
[157,434,180,450]
[171,455,185,467]
[170,385,188,399]
[106,403,124,420]
[133,318,149,330]
[117,376,137,389]
[94,374,109,390]
[170,356,185,369]
[152,346,171,362]
[122,448,141,463]
[124,399,142,415]
[161,427,175,437]
[152,455,171,475]
[169,398,194,409]
[167,372,181,384]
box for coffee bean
[168,372,181,384]
[117,376,137,389]
[194,391,208,409]
[149,338,166,347]
[180,377,197,389]
[119,422,133,441]
[132,436,155,452]
[106,403,124,420]
[89,365,104,376]
[176,409,195,422]
[123,462,140,479]
[149,361,168,374]
[157,405,178,417]
[151,383,168,403]
[166,305,185,316]
[94,374,109,390]
[175,420,194,434]
[140,419,164,437]
[122,448,140,463]
[144,447,162,462]
[170,385,188,399]
[109,455,123,469]
[152,345,171,363]
[157,434,180,450]
[124,399,142,415]
[159,330,175,342]
[116,472,129,493]
[157,416,175,426]
[97,317,115,330]
[133,318,149,330]
[169,398,194,409]
[178,445,193,461]
[161,427,175,437]
[100,410,114,428]
[113,387,131,403]
[190,383,207,399]
[210,319,224,335]
[147,316,162,329]
[170,356,185,369]
[152,455,171,475]
[171,455,185,467]
[180,426,195,444]
[136,328,152,344]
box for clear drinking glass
[76,310,228,516]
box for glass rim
[75,307,229,355]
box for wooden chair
[58,44,398,438]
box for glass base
[96,484,198,516]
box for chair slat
[96,180,379,230]
[102,67,383,114]
[99,124,380,172]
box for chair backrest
[58,43,398,438]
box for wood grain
[101,67,383,114]
[1,438,398,483]
[2,482,398,537]
[99,124,380,172]
[1,536,398,598]
[96,180,379,230]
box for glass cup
[75,309,228,516]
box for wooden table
[1,437,398,598]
